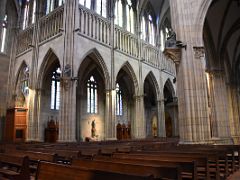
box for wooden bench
[94,155,197,179]
[0,153,30,180]
[127,149,228,178]
[36,161,155,180]
[71,158,182,180]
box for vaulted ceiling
[204,0,240,83]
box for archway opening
[77,54,106,141]
[163,79,176,138]
[144,74,158,138]
[203,0,240,143]
[116,68,135,140]
[39,53,61,142]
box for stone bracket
[163,47,182,65]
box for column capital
[193,46,205,59]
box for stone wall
[0,53,9,141]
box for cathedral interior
[0,0,240,144]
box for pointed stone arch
[164,78,175,98]
[118,61,139,95]
[14,60,28,92]
[37,48,61,89]
[79,48,110,90]
[144,71,160,100]
[194,0,213,46]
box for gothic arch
[37,48,61,89]
[79,48,110,90]
[194,0,213,46]
[14,60,28,92]
[117,61,139,95]
[144,71,160,100]
[164,78,175,97]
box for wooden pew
[71,158,182,180]
[112,152,214,179]
[94,155,197,179]
[36,161,155,180]
[0,153,30,180]
[127,150,228,178]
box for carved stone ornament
[193,46,205,59]
[61,76,71,90]
[163,47,182,65]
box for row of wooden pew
[0,140,239,180]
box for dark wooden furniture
[36,161,155,180]
[4,107,28,142]
[71,158,182,180]
[0,153,30,180]
[45,120,58,143]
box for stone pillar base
[231,136,240,145]
[179,139,213,145]
[105,138,117,141]
[57,139,77,143]
[211,137,234,145]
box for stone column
[208,70,232,143]
[157,99,166,137]
[104,89,116,140]
[227,84,240,144]
[169,0,212,143]
[178,46,211,143]
[58,0,78,142]
[133,95,146,139]
[27,88,41,141]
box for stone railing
[79,5,111,45]
[77,5,175,74]
[17,25,34,54]
[160,52,176,75]
[39,5,64,43]
[114,26,138,58]
[142,42,159,67]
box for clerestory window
[96,0,107,18]
[46,0,65,14]
[115,0,135,33]
[0,15,7,53]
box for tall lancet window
[141,16,146,41]
[21,66,29,96]
[115,0,123,27]
[148,15,155,45]
[96,0,107,18]
[23,0,30,29]
[1,15,7,53]
[31,0,36,24]
[87,76,98,114]
[51,67,61,110]
[116,83,123,116]
[126,0,134,33]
